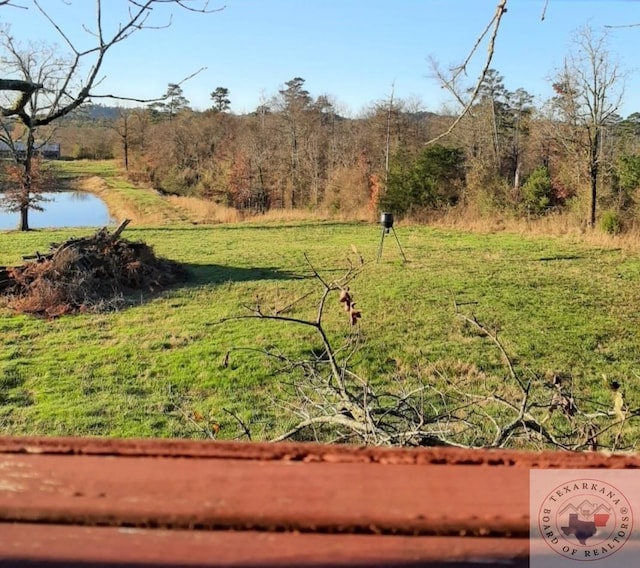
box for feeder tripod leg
[391,227,407,262]
[376,227,386,262]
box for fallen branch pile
[0,220,189,317]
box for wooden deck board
[1,437,639,566]
[0,525,530,567]
[0,454,527,535]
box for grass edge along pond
[1,162,639,449]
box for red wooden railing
[1,436,639,566]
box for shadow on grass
[0,263,305,318]
[537,255,583,261]
[185,263,306,285]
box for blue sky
[2,0,640,116]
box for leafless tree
[0,0,219,230]
[549,26,625,227]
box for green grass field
[1,161,639,448]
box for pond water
[0,191,114,230]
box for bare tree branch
[223,408,252,441]
[0,78,42,117]
[0,1,27,8]
[604,23,640,29]
[541,0,550,21]
[0,1,221,124]
[426,0,508,145]
[455,307,525,391]
[270,415,369,443]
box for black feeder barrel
[380,212,394,229]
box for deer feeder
[380,212,394,233]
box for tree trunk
[590,166,598,228]
[290,128,298,209]
[512,144,521,190]
[491,99,500,170]
[19,129,36,231]
[122,114,130,171]
[19,205,29,231]
[589,129,600,228]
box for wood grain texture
[1,436,638,566]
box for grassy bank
[49,160,193,226]
[1,214,640,445]
[51,159,374,227]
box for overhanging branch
[0,78,43,118]
[426,0,508,145]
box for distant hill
[62,103,134,123]
[84,104,124,120]
[60,104,445,125]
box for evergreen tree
[149,83,190,121]
[210,87,231,113]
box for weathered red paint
[0,525,530,567]
[0,436,638,566]
[1,436,639,468]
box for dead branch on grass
[452,304,640,452]
[176,255,639,451]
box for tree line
[2,7,639,233]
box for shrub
[380,144,465,217]
[617,154,640,194]
[600,210,622,235]
[521,166,554,216]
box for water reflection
[0,191,114,230]
[69,191,92,202]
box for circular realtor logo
[538,478,633,561]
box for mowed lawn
[1,219,640,443]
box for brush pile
[0,220,189,317]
